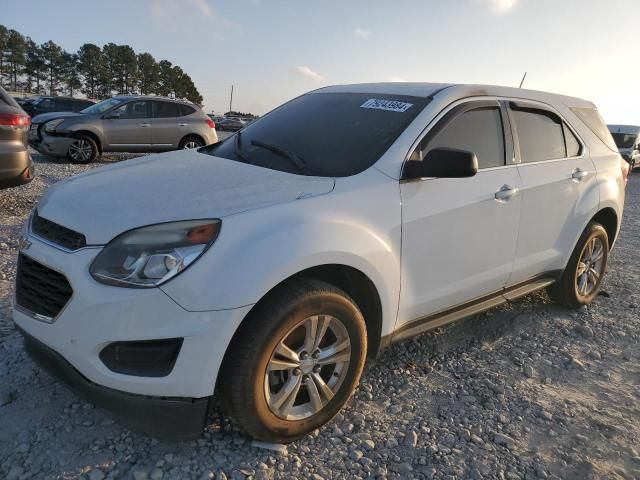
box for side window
[153,101,181,118]
[413,107,505,169]
[180,105,196,116]
[38,98,53,110]
[511,106,565,163]
[563,123,582,157]
[114,101,149,119]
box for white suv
[13,83,627,442]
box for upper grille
[31,211,86,251]
[15,254,73,320]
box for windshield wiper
[250,139,307,174]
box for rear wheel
[67,135,98,164]
[179,135,205,150]
[221,279,367,443]
[550,222,609,308]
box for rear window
[153,101,181,118]
[0,87,21,108]
[571,107,618,152]
[610,132,637,149]
[202,92,430,177]
[511,106,566,163]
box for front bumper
[13,232,253,436]
[30,132,73,158]
[18,326,209,439]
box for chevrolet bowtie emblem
[18,236,32,251]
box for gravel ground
[0,153,639,480]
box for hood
[36,149,335,244]
[31,111,84,124]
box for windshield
[610,132,637,149]
[81,98,124,115]
[200,92,430,176]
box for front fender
[160,172,402,337]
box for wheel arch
[591,207,618,249]
[70,130,102,154]
[179,133,205,148]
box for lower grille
[15,254,73,320]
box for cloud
[151,0,213,18]
[483,0,518,14]
[296,66,326,82]
[389,77,406,82]
[354,27,371,38]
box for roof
[112,94,195,106]
[314,82,594,109]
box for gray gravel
[1,153,639,480]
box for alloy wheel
[182,140,201,149]
[264,314,352,420]
[68,139,92,162]
[575,236,605,298]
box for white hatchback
[14,83,627,442]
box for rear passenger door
[507,101,597,285]
[151,101,191,151]
[398,100,522,326]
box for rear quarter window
[571,107,618,152]
[180,105,196,116]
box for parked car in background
[0,86,34,189]
[21,96,95,117]
[208,114,224,125]
[29,95,218,163]
[608,124,639,170]
[15,83,625,442]
[217,117,245,131]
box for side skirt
[381,271,561,348]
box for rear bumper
[17,325,211,440]
[0,148,34,188]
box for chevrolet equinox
[14,83,627,442]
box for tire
[221,279,367,443]
[179,135,205,150]
[67,135,98,164]
[549,222,609,309]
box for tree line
[0,25,203,104]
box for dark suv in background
[20,96,95,117]
[0,86,34,189]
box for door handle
[571,168,589,181]
[140,123,151,127]
[178,123,189,127]
[494,185,519,202]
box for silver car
[29,96,218,163]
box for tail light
[621,156,630,186]
[206,118,215,129]
[0,113,31,129]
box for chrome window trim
[403,95,587,174]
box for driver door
[397,100,522,331]
[103,100,152,152]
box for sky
[2,0,639,123]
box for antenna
[518,72,527,89]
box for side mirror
[104,111,120,119]
[402,147,479,180]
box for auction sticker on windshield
[360,98,413,113]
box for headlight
[44,118,65,133]
[90,219,221,288]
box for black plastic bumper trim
[16,325,210,440]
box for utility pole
[519,72,527,89]
[229,84,234,114]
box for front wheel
[67,135,98,164]
[221,279,367,443]
[550,222,609,308]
